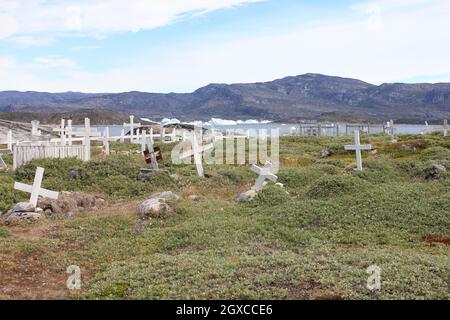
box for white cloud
[0,0,263,40]
[0,0,449,92]
[32,56,78,70]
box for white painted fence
[13,144,85,170]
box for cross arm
[14,182,60,200]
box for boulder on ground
[424,164,447,180]
[11,201,35,213]
[4,201,40,224]
[321,148,332,158]
[138,191,180,219]
[6,211,41,224]
[237,189,258,203]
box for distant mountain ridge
[1,74,449,122]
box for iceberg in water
[206,118,272,126]
[161,118,181,125]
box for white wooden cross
[14,167,59,207]
[120,129,125,143]
[6,130,13,150]
[387,119,396,142]
[149,127,154,143]
[344,130,372,172]
[123,115,141,142]
[140,130,147,153]
[102,127,110,156]
[77,118,100,161]
[67,120,73,146]
[443,119,448,137]
[160,124,166,143]
[31,120,40,136]
[251,161,278,191]
[180,130,214,177]
[53,119,67,146]
[0,152,7,171]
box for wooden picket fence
[13,144,85,170]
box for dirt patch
[0,200,140,300]
[422,235,450,246]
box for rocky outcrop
[3,192,108,224]
[37,191,107,216]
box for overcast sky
[0,0,449,93]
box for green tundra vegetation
[0,133,449,300]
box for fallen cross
[251,161,278,191]
[14,167,59,207]
[180,131,214,177]
[344,130,372,172]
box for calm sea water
[85,123,441,137]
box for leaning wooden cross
[180,131,214,177]
[251,161,278,191]
[143,137,160,171]
[344,130,372,172]
[14,167,59,207]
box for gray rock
[5,211,41,224]
[237,189,258,203]
[424,164,447,180]
[11,201,35,213]
[321,148,332,158]
[401,144,416,151]
[138,191,180,219]
[187,195,200,201]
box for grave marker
[387,120,396,142]
[180,130,214,177]
[344,130,372,172]
[0,153,7,170]
[31,120,40,136]
[53,119,67,146]
[443,120,448,137]
[77,118,100,161]
[251,161,278,191]
[14,167,59,207]
[123,115,141,142]
[143,138,160,171]
[120,129,125,143]
[67,120,73,146]
[102,127,110,156]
